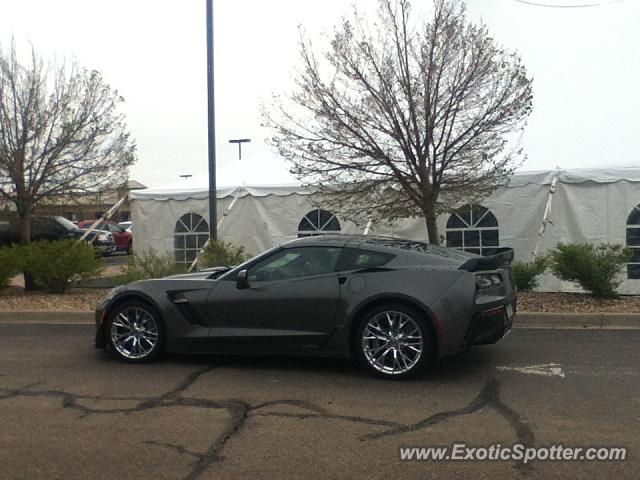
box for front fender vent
[167,291,206,326]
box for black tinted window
[249,247,342,282]
[338,248,394,271]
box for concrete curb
[515,312,640,330]
[0,311,94,324]
[0,311,638,329]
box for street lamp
[229,138,251,160]
[206,0,217,240]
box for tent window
[298,209,341,237]
[446,204,499,256]
[174,213,209,266]
[626,205,640,279]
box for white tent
[130,163,640,294]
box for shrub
[0,246,20,289]
[549,243,632,298]
[22,240,103,293]
[512,256,548,292]
[199,240,249,269]
[115,248,186,284]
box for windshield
[54,216,78,230]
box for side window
[174,213,210,266]
[248,247,342,282]
[337,248,395,271]
[298,209,341,237]
[446,204,499,256]
[626,205,640,279]
[50,218,66,235]
[32,218,52,237]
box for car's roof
[281,234,477,260]
[282,234,431,249]
[78,219,115,224]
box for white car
[118,221,132,233]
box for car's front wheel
[356,304,434,379]
[106,301,163,362]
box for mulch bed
[1,288,639,314]
[517,292,640,314]
[0,287,108,312]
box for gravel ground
[0,288,108,312]
[1,287,639,313]
[518,291,640,313]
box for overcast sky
[1,0,638,187]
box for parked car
[95,234,516,378]
[0,215,116,255]
[77,220,132,254]
[118,221,132,233]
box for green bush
[549,243,632,298]
[198,240,249,269]
[22,240,103,293]
[0,246,20,289]
[115,248,186,284]
[512,256,548,292]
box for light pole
[206,0,217,240]
[229,138,251,160]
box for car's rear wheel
[106,301,163,363]
[356,304,433,379]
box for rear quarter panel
[330,268,476,357]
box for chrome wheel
[110,306,159,360]
[361,310,424,375]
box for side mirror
[236,269,249,289]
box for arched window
[446,204,499,256]
[174,213,209,266]
[626,205,640,279]
[297,209,341,237]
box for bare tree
[266,0,533,243]
[0,40,136,243]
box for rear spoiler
[458,248,514,272]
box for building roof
[127,180,147,190]
[130,164,640,202]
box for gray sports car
[95,235,516,378]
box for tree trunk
[19,209,34,290]
[19,213,31,245]
[425,208,440,245]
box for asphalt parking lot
[0,324,638,479]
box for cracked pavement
[0,324,638,479]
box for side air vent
[167,291,206,326]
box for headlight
[97,233,108,242]
[476,273,502,288]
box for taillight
[476,273,502,289]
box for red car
[77,220,132,254]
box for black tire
[106,301,163,363]
[355,303,434,379]
[126,242,133,255]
